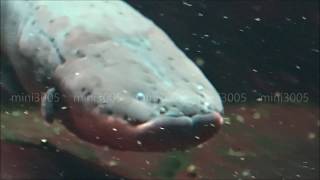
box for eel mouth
[68,110,224,151]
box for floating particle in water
[61,106,68,110]
[195,57,205,67]
[240,157,246,161]
[197,144,204,149]
[242,169,251,177]
[252,112,261,119]
[254,17,261,21]
[159,127,165,130]
[198,12,204,17]
[136,92,145,101]
[182,1,192,7]
[252,69,258,72]
[301,16,307,20]
[108,160,118,167]
[40,138,48,143]
[239,29,244,32]
[235,115,245,123]
[223,16,229,19]
[186,164,197,177]
[311,48,319,53]
[285,17,292,21]
[274,92,281,97]
[228,148,246,157]
[75,72,80,76]
[256,97,263,102]
[211,40,220,45]
[308,132,316,140]
[223,117,231,125]
[11,111,21,117]
[95,136,100,140]
[240,106,247,111]
[112,128,118,132]
[137,140,142,145]
[296,65,301,70]
[215,50,222,55]
[23,111,29,115]
[145,160,150,165]
[184,47,190,51]
[194,136,200,140]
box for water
[1,1,319,179]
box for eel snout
[52,56,224,151]
[64,108,224,151]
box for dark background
[126,0,319,104]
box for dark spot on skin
[100,107,113,115]
[168,57,174,61]
[31,20,36,25]
[182,77,190,83]
[49,19,55,23]
[94,53,101,58]
[90,4,95,7]
[144,78,153,84]
[35,6,40,10]
[49,37,55,42]
[81,88,86,92]
[147,47,152,51]
[170,66,175,71]
[64,32,70,38]
[75,49,86,58]
[155,98,161,104]
[107,110,113,115]
[118,11,123,15]
[84,91,92,97]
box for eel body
[1,0,223,151]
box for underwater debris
[235,115,245,123]
[252,112,261,120]
[108,160,118,167]
[186,164,197,177]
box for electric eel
[1,0,224,151]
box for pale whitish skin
[1,0,223,151]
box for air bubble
[136,92,145,101]
[160,107,167,114]
[197,85,204,91]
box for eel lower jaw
[75,111,224,151]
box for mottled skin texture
[1,0,223,151]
